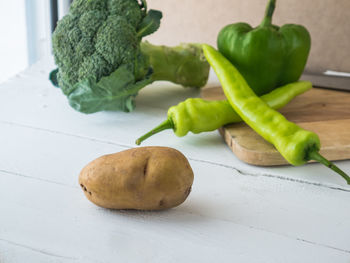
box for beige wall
[145,0,350,73]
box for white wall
[0,1,52,84]
[0,1,28,83]
[146,0,350,73]
[25,0,52,65]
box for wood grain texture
[2,59,348,186]
[1,60,350,262]
[201,87,350,166]
[1,124,350,262]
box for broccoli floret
[51,0,209,113]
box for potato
[79,147,194,210]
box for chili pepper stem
[260,0,276,27]
[309,151,350,185]
[135,119,174,145]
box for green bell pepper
[217,0,311,96]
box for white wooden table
[1,59,350,263]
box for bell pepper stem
[135,119,174,145]
[309,151,350,185]
[260,0,276,27]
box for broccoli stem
[141,41,210,88]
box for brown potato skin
[79,147,194,210]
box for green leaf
[67,65,152,114]
[137,9,162,38]
[49,68,59,87]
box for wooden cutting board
[201,86,350,166]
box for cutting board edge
[220,127,350,166]
[205,87,350,166]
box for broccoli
[50,0,210,113]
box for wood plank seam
[0,169,77,189]
[188,158,350,193]
[1,120,350,192]
[1,175,350,256]
[0,238,79,260]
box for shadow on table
[180,132,225,148]
[135,82,201,110]
[96,200,218,225]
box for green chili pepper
[217,0,311,96]
[135,81,311,145]
[202,44,350,184]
